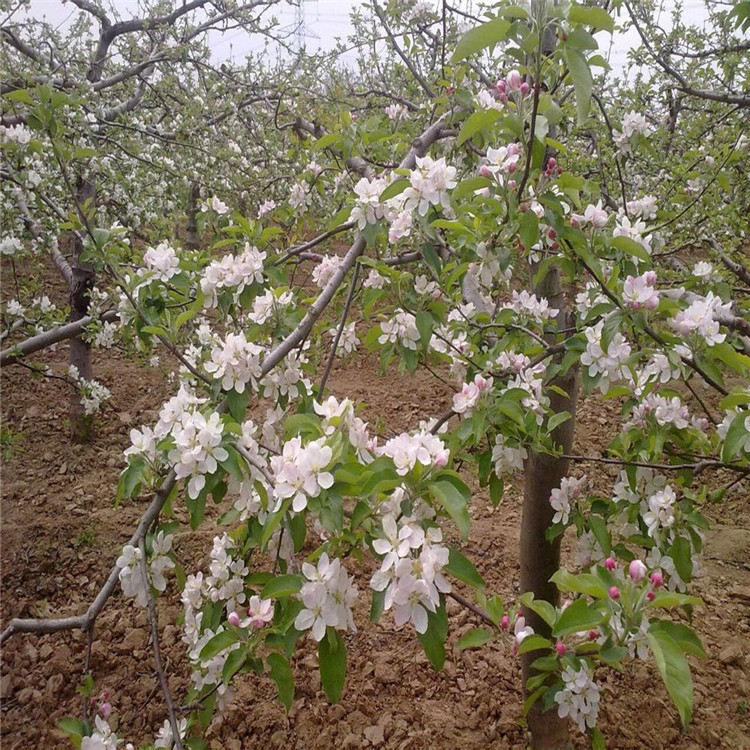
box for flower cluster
[168,411,228,499]
[351,176,387,230]
[201,243,266,307]
[68,364,112,415]
[205,533,249,612]
[549,475,586,526]
[270,436,334,512]
[554,662,601,732]
[312,254,343,288]
[204,331,264,393]
[622,271,659,310]
[294,553,358,640]
[380,430,449,475]
[670,291,730,346]
[116,531,175,607]
[143,241,180,282]
[580,320,632,393]
[492,433,527,477]
[379,309,421,350]
[370,516,450,634]
[452,373,493,415]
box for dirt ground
[1,290,749,749]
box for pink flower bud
[647,591,656,601]
[605,557,616,571]
[644,270,657,285]
[547,157,556,169]
[228,612,240,627]
[650,572,663,588]
[101,691,110,700]
[479,165,492,178]
[495,79,507,93]
[507,144,519,156]
[629,560,647,583]
[508,179,516,189]
[501,615,509,629]
[555,641,566,656]
[608,586,620,600]
[520,81,530,96]
[350,112,358,122]
[498,92,507,103]
[570,217,580,228]
[508,161,516,173]
[253,619,265,629]
[506,70,522,90]
[588,629,598,641]
[99,702,112,719]
[434,450,449,468]
[548,229,557,240]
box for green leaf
[222,644,248,685]
[519,593,557,628]
[564,47,593,125]
[647,629,693,727]
[226,388,250,423]
[312,133,343,151]
[489,473,504,507]
[453,176,492,201]
[610,234,651,262]
[428,481,471,540]
[550,569,609,598]
[519,210,539,250]
[267,652,295,712]
[457,628,492,650]
[319,629,347,703]
[457,109,502,146]
[199,629,239,661]
[417,604,448,670]
[446,547,485,587]
[452,18,511,62]
[721,411,749,461]
[415,311,434,349]
[670,536,693,584]
[261,574,303,599]
[516,634,553,655]
[568,4,614,32]
[553,597,603,637]
[649,620,706,658]
[379,178,409,202]
[116,456,146,503]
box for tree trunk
[69,178,96,442]
[520,263,578,749]
[186,180,200,250]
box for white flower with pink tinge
[571,201,608,229]
[622,271,659,310]
[294,554,358,641]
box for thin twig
[318,262,360,397]
[139,538,183,750]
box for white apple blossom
[294,553,358,640]
[549,475,586,525]
[555,662,600,732]
[312,254,343,288]
[169,411,229,499]
[143,242,180,282]
[379,309,420,350]
[204,331,264,393]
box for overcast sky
[19,0,712,74]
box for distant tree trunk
[186,180,200,250]
[520,262,578,750]
[69,177,96,442]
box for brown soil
[2,311,749,749]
